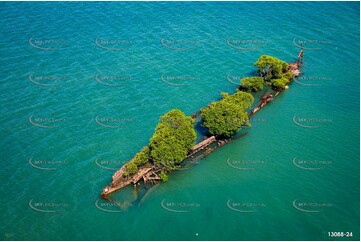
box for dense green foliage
[123,161,138,177]
[200,91,254,137]
[123,146,150,177]
[254,55,293,89]
[271,78,288,89]
[149,109,196,171]
[159,171,168,182]
[133,146,150,166]
[241,77,264,92]
[123,109,196,176]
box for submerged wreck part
[101,49,304,198]
[250,49,303,117]
[101,137,217,198]
[102,166,156,198]
[189,136,216,155]
[289,62,302,76]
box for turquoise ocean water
[0,2,359,241]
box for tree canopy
[200,91,254,138]
[254,55,293,89]
[123,110,196,176]
[123,146,150,177]
[133,146,150,166]
[149,109,196,171]
[123,161,138,177]
[241,77,264,92]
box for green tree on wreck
[111,54,297,187]
[123,161,138,177]
[159,171,169,182]
[254,55,293,89]
[200,91,254,138]
[240,77,264,92]
[123,109,196,176]
[149,109,196,171]
[123,146,150,177]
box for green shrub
[200,91,254,137]
[159,171,168,182]
[272,78,289,89]
[150,109,196,170]
[254,55,293,89]
[123,161,138,177]
[241,77,264,92]
[133,146,150,166]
